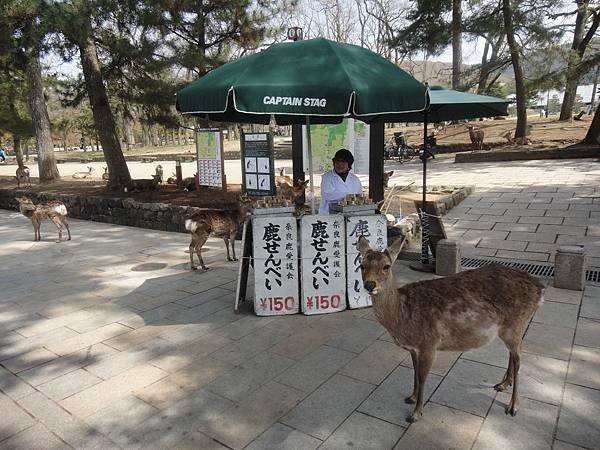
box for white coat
[319,169,363,215]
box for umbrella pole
[421,113,429,265]
[306,116,316,215]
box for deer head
[357,235,405,295]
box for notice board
[241,132,275,196]
[196,128,225,189]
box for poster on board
[241,132,275,196]
[253,216,300,316]
[196,128,225,189]
[300,215,346,315]
[302,119,370,175]
[346,215,387,309]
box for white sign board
[302,119,370,174]
[253,216,299,316]
[346,215,387,309]
[300,216,347,315]
[196,128,224,188]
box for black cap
[332,148,354,168]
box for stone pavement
[1,156,600,449]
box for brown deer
[277,179,309,203]
[16,166,31,188]
[383,170,394,188]
[357,236,543,423]
[166,172,177,185]
[129,176,160,192]
[16,197,72,242]
[275,168,292,187]
[185,195,255,270]
[102,167,109,181]
[154,165,164,184]
[72,166,94,179]
[466,125,485,152]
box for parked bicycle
[384,132,420,163]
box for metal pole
[306,116,316,214]
[421,111,429,265]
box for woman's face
[333,159,349,174]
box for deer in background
[357,236,543,423]
[166,172,177,184]
[102,167,109,181]
[275,168,292,187]
[129,177,160,192]
[467,125,485,152]
[16,166,31,188]
[277,179,309,203]
[383,170,394,189]
[185,195,255,270]
[72,166,94,179]
[154,165,164,184]
[16,196,72,242]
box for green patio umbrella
[176,38,427,125]
[176,38,428,212]
[383,86,510,122]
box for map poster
[302,119,370,175]
[300,215,347,315]
[196,128,225,189]
[253,216,300,316]
[241,132,275,196]
[346,215,387,309]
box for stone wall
[0,189,198,233]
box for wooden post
[369,120,384,202]
[292,124,305,204]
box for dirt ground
[1,115,592,209]
[391,115,592,151]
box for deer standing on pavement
[72,166,94,179]
[16,197,72,242]
[185,195,255,270]
[16,166,31,187]
[467,125,485,152]
[357,236,543,423]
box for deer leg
[407,348,435,423]
[50,216,63,242]
[405,350,419,404]
[62,217,71,240]
[194,234,209,270]
[224,237,233,261]
[505,349,521,416]
[189,235,199,270]
[494,353,514,392]
[230,232,237,261]
[33,220,40,241]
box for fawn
[185,195,255,270]
[277,179,309,203]
[467,125,485,152]
[16,166,31,188]
[102,167,109,181]
[16,197,72,242]
[383,170,394,189]
[72,166,94,179]
[275,168,292,187]
[357,235,543,423]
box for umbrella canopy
[384,86,510,123]
[176,38,428,125]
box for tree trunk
[13,137,24,169]
[451,0,462,90]
[26,51,60,183]
[589,66,599,114]
[503,0,528,139]
[79,35,131,189]
[559,1,588,121]
[582,104,600,144]
[124,113,135,149]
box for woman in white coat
[319,148,363,215]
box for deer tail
[54,205,68,216]
[185,219,198,232]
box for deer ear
[384,236,406,264]
[357,235,372,257]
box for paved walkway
[1,156,599,449]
